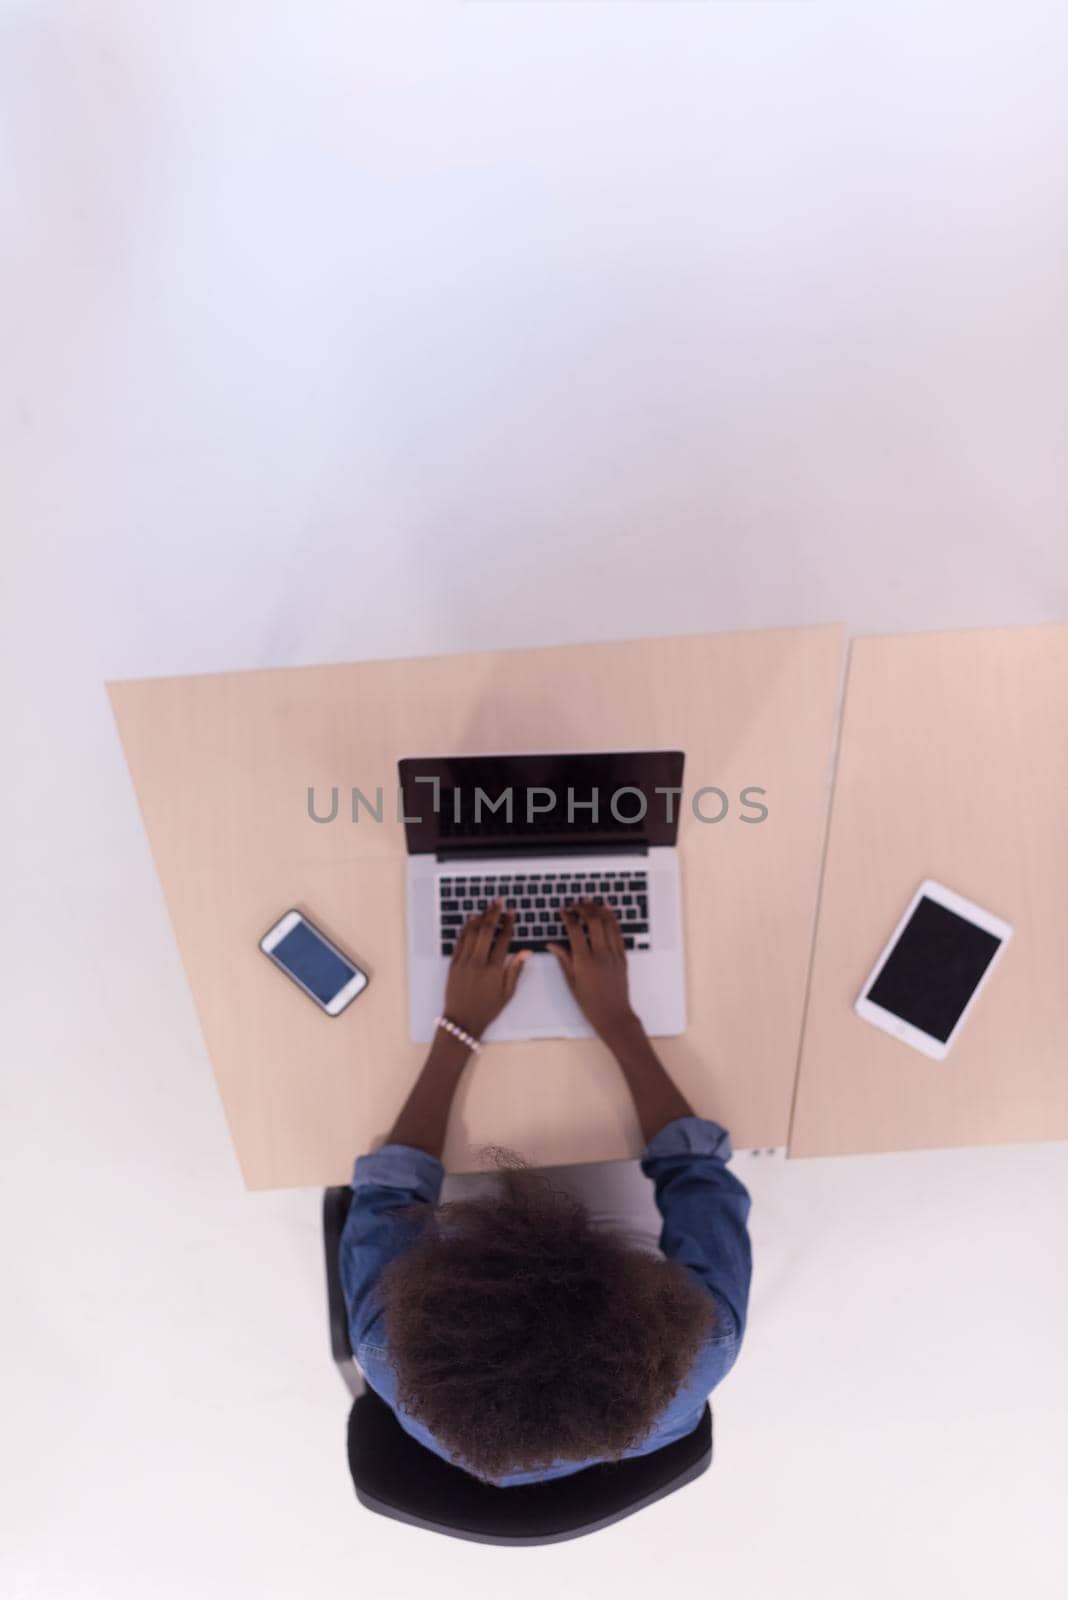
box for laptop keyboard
[438,867,650,957]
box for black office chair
[323,1186,713,1544]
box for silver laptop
[401,750,686,1043]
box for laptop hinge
[435,840,649,864]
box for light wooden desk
[109,627,844,1189]
[790,623,1068,1158]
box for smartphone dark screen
[272,920,356,1004]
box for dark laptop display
[398,751,685,855]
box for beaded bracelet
[434,1014,482,1054]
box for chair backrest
[322,1185,713,1544]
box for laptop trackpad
[483,953,593,1041]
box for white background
[3,3,1067,1596]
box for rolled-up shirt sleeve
[639,1114,753,1341]
[339,1143,445,1354]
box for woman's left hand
[442,900,529,1039]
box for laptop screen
[398,751,685,854]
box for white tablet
[854,879,1013,1060]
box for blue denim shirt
[339,1115,752,1488]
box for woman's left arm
[385,899,529,1157]
[384,1027,473,1158]
[341,901,528,1354]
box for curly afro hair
[375,1147,719,1483]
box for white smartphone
[259,909,369,1016]
[854,879,1013,1060]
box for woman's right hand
[546,900,641,1044]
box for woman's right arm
[547,898,697,1143]
[547,899,752,1338]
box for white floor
[4,5,1068,1596]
